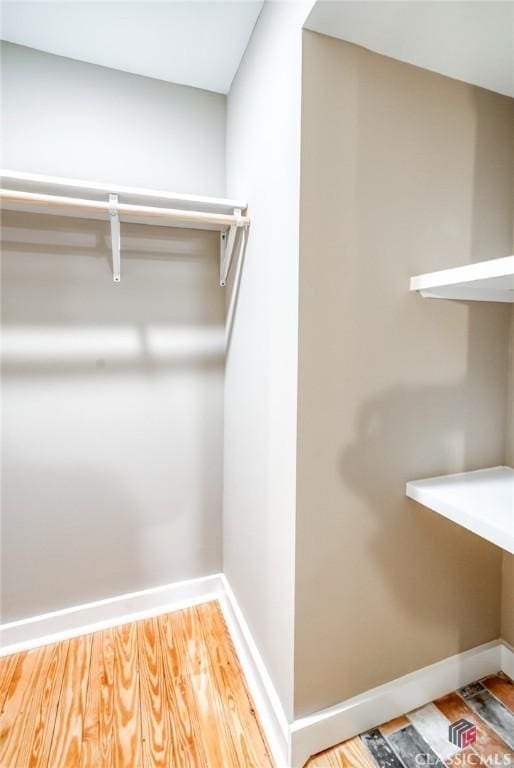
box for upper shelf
[0,169,249,284]
[410,255,514,303]
[0,169,247,221]
[406,466,514,553]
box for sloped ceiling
[0,1,264,94]
[305,1,513,97]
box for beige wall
[502,554,514,647]
[295,30,513,717]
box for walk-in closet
[1,2,513,767]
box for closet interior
[1,2,513,767]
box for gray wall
[502,309,514,646]
[0,42,225,196]
[1,44,226,622]
[296,30,513,717]
[224,1,311,721]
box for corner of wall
[222,0,313,725]
[500,304,514,647]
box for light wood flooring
[0,601,274,768]
[307,672,514,767]
[4,599,513,768]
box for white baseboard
[289,639,506,768]
[0,573,224,656]
[0,572,288,768]
[218,576,290,768]
[2,577,511,768]
[500,640,514,679]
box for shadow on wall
[333,310,509,705]
[295,37,513,715]
[225,226,249,354]
[339,313,504,609]
[1,210,225,622]
[337,83,513,678]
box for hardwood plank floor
[158,612,206,766]
[80,628,115,768]
[138,617,174,768]
[0,601,273,768]
[306,672,514,767]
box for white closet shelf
[410,255,514,302]
[406,466,514,553]
[0,169,247,218]
[0,169,249,285]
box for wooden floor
[307,672,514,767]
[0,601,274,768]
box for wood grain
[46,634,92,768]
[138,617,174,768]
[305,736,378,768]
[196,601,273,767]
[2,614,513,768]
[387,724,445,767]
[112,621,143,768]
[481,674,514,712]
[3,643,62,768]
[435,691,512,762]
[0,602,273,768]
[0,653,24,712]
[378,715,410,736]
[158,610,207,766]
[307,677,514,768]
[460,688,514,750]
[0,646,48,767]
[307,747,345,767]
[360,727,404,767]
[28,638,70,768]
[173,606,239,767]
[80,627,115,768]
[338,736,381,767]
[407,702,460,762]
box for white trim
[0,573,287,768]
[289,639,505,768]
[0,572,288,768]
[1,575,511,768]
[0,573,224,656]
[500,640,514,680]
[406,467,514,554]
[410,255,514,303]
[0,168,247,214]
[218,575,290,768]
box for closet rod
[0,188,250,229]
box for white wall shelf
[406,467,514,553]
[0,169,249,285]
[410,256,514,302]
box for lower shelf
[406,466,514,554]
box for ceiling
[305,1,513,98]
[0,1,264,94]
[2,1,512,98]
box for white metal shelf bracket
[220,208,243,287]
[0,171,251,287]
[109,193,121,282]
